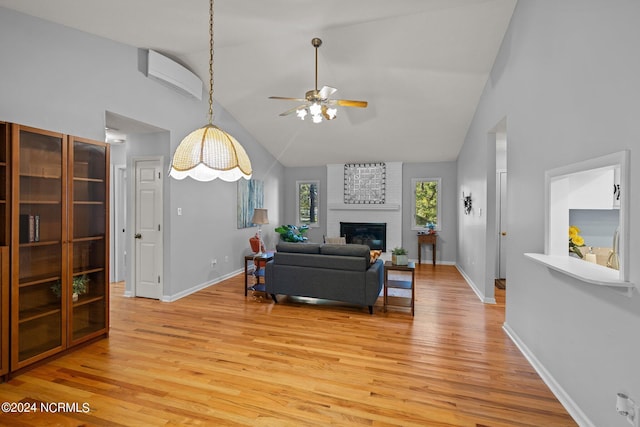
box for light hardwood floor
[0,265,575,426]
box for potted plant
[391,247,408,266]
[51,274,90,302]
[274,224,309,242]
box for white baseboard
[455,264,496,304]
[160,269,243,302]
[502,322,593,427]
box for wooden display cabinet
[9,125,109,373]
[0,122,9,378]
[68,136,109,345]
[11,124,65,370]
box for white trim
[502,322,594,427]
[296,180,320,228]
[328,203,400,210]
[455,264,496,304]
[160,269,242,302]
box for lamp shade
[251,208,269,225]
[169,124,252,182]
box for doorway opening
[105,111,168,299]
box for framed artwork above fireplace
[344,162,386,204]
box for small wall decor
[462,192,472,215]
[344,162,386,204]
[237,179,264,228]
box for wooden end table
[244,252,274,296]
[383,261,416,316]
[418,233,437,265]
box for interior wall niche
[525,150,634,296]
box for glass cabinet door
[12,126,65,366]
[69,137,108,343]
[0,123,8,377]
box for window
[412,178,441,230]
[297,180,319,227]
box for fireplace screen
[340,222,387,252]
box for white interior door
[498,171,507,279]
[134,159,163,299]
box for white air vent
[147,50,203,100]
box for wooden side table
[383,261,416,316]
[418,233,437,265]
[244,253,274,296]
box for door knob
[501,232,507,236]
[134,233,142,239]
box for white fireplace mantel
[328,203,400,211]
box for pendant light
[169,0,252,182]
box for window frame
[411,177,442,231]
[296,180,320,228]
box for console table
[418,233,437,265]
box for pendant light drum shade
[169,124,252,182]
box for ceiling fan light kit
[270,38,367,123]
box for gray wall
[457,1,640,426]
[403,162,457,264]
[0,8,284,299]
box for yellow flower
[571,235,584,246]
[569,226,580,238]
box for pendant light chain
[208,0,214,124]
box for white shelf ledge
[524,253,635,297]
[328,203,400,211]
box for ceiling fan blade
[279,105,308,116]
[333,99,368,108]
[269,96,307,102]
[318,85,337,99]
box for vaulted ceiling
[0,0,516,167]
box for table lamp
[251,208,269,256]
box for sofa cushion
[274,252,366,272]
[321,243,371,267]
[276,242,321,254]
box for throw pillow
[370,250,382,264]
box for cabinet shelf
[74,295,104,308]
[19,173,61,180]
[73,266,104,276]
[73,201,104,205]
[19,240,60,248]
[74,177,104,183]
[19,274,61,288]
[20,200,61,205]
[19,305,61,324]
[73,236,104,243]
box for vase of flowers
[569,225,585,258]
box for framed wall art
[344,162,386,204]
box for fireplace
[340,222,387,252]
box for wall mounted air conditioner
[147,50,203,100]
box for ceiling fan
[269,38,368,123]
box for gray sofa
[265,242,383,314]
